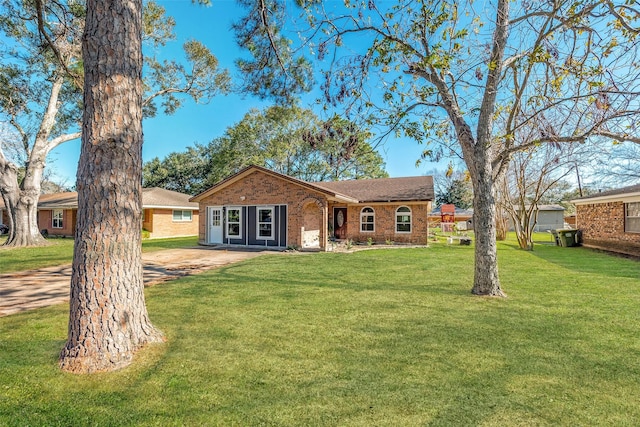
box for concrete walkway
[0,247,265,317]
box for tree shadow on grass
[511,243,640,281]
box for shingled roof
[141,187,198,209]
[572,184,640,204]
[191,165,434,204]
[38,192,80,209]
[3,187,198,210]
[316,176,434,203]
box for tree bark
[470,155,505,297]
[467,0,508,297]
[60,0,164,374]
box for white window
[210,209,221,227]
[52,209,63,229]
[257,207,274,239]
[172,210,193,222]
[360,207,375,232]
[226,207,242,238]
[625,202,640,233]
[396,206,412,233]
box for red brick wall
[38,209,75,236]
[147,208,199,239]
[196,170,327,248]
[329,202,431,245]
[576,201,640,256]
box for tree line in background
[142,105,388,194]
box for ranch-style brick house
[1,187,199,239]
[190,165,435,250]
[572,184,640,257]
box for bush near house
[1,238,639,425]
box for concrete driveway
[0,247,266,317]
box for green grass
[1,238,639,425]
[0,236,198,274]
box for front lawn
[0,236,198,274]
[1,240,639,425]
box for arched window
[360,207,375,232]
[396,206,412,233]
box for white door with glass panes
[207,206,223,244]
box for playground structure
[431,204,472,245]
[440,204,456,232]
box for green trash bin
[556,229,579,247]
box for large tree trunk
[0,157,47,247]
[470,160,505,297]
[60,0,163,374]
[513,210,535,251]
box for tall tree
[303,114,388,181]
[143,145,212,194]
[0,0,229,247]
[433,167,473,209]
[59,0,164,373]
[237,0,640,296]
[496,144,576,250]
[0,0,83,246]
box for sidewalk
[0,247,265,317]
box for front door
[333,207,347,240]
[207,206,223,244]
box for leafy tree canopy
[143,104,388,194]
[434,168,473,210]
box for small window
[52,209,63,229]
[257,207,274,239]
[172,210,193,222]
[360,207,375,232]
[625,202,640,233]
[210,209,221,227]
[396,206,412,233]
[227,207,242,238]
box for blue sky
[47,0,443,186]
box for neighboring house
[572,184,640,257]
[1,187,199,239]
[428,206,474,230]
[190,165,434,250]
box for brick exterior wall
[576,201,640,256]
[197,170,433,249]
[329,202,431,245]
[145,208,199,239]
[38,209,75,237]
[34,208,197,239]
[197,170,328,248]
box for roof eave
[190,165,359,203]
[357,198,433,204]
[143,204,199,210]
[572,192,640,205]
